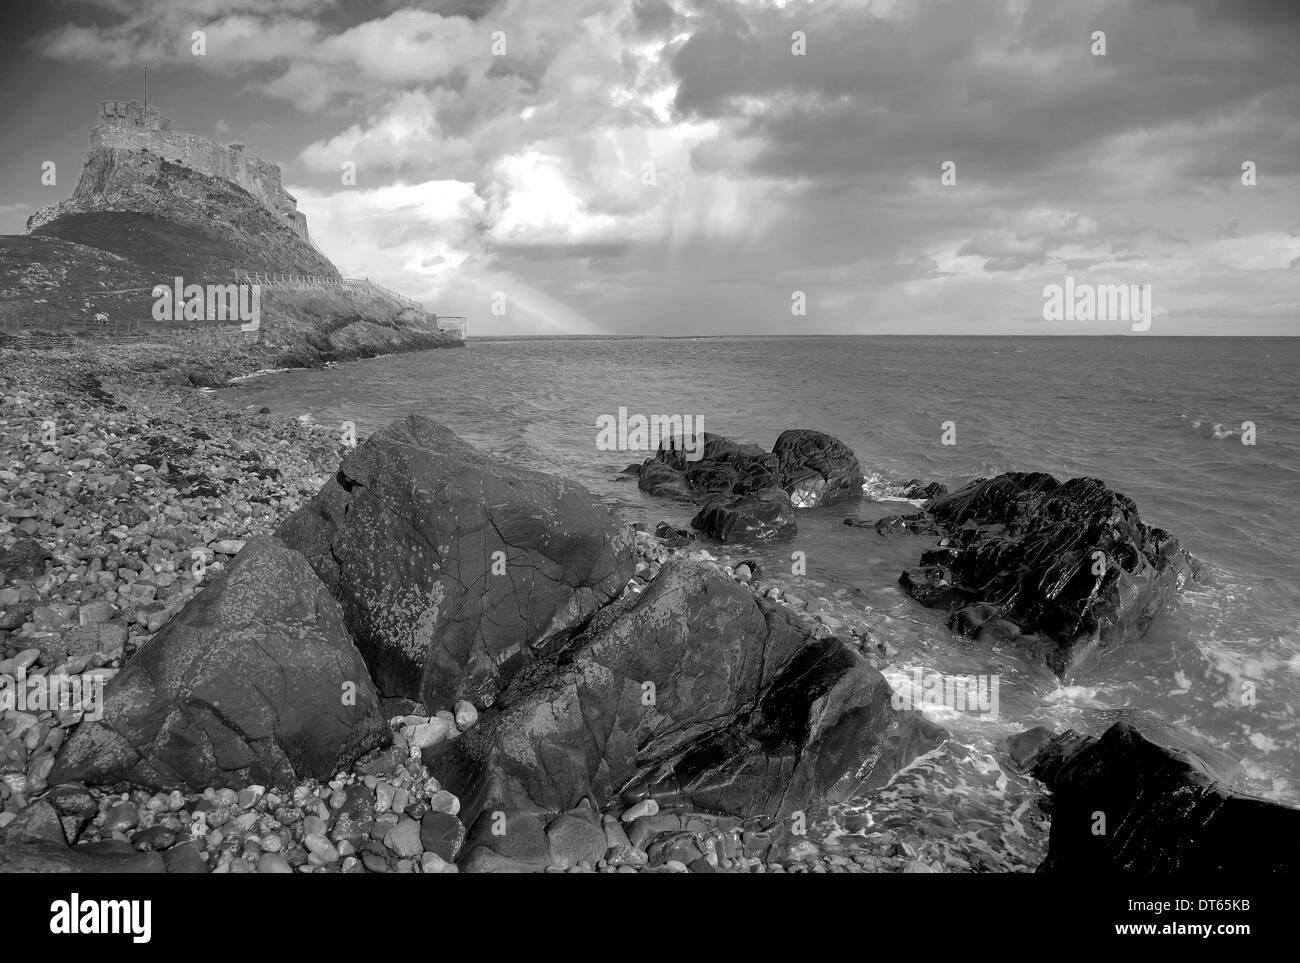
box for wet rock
[626,812,684,850]
[50,536,390,790]
[462,809,550,867]
[130,825,177,852]
[691,488,797,542]
[899,480,948,500]
[0,801,164,873]
[429,559,942,830]
[277,416,634,708]
[771,429,864,508]
[103,801,139,833]
[602,815,647,866]
[453,700,478,730]
[421,851,457,873]
[163,839,209,873]
[621,799,659,823]
[1005,726,1057,771]
[383,816,424,858]
[410,717,451,750]
[653,521,695,547]
[545,812,607,869]
[1020,721,1300,873]
[45,782,98,841]
[426,789,460,815]
[886,473,1196,674]
[951,604,1022,645]
[257,852,293,874]
[304,833,339,863]
[459,846,546,873]
[419,810,466,863]
[635,429,864,542]
[637,462,690,498]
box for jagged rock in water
[637,460,691,498]
[636,428,864,541]
[49,536,388,791]
[886,472,1195,674]
[425,559,943,835]
[277,416,634,709]
[771,429,865,507]
[690,488,797,541]
[899,479,948,500]
[1011,722,1300,873]
[639,433,774,498]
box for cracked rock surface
[277,415,635,710]
[881,472,1197,674]
[49,535,389,790]
[428,558,943,831]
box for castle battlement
[90,100,310,240]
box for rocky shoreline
[0,350,931,873]
[2,345,1296,875]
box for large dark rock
[277,416,634,709]
[0,800,165,873]
[636,429,863,541]
[771,429,865,507]
[636,461,690,498]
[49,536,388,791]
[427,559,942,835]
[640,433,775,498]
[690,488,796,541]
[887,472,1195,674]
[1013,722,1300,873]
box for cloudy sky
[1,0,1298,335]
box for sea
[221,335,1300,868]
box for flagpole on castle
[143,66,148,108]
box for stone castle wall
[90,100,310,239]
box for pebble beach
[2,345,1015,874]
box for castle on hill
[91,99,312,240]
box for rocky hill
[2,141,463,373]
[1,212,278,327]
[27,146,338,279]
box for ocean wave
[860,469,925,504]
[1182,413,1245,439]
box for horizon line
[466,332,1300,340]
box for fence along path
[233,270,465,337]
[232,270,418,306]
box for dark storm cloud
[633,0,678,35]
[329,0,504,23]
[1155,0,1300,27]
[669,0,1300,191]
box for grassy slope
[3,211,299,327]
[33,211,254,278]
